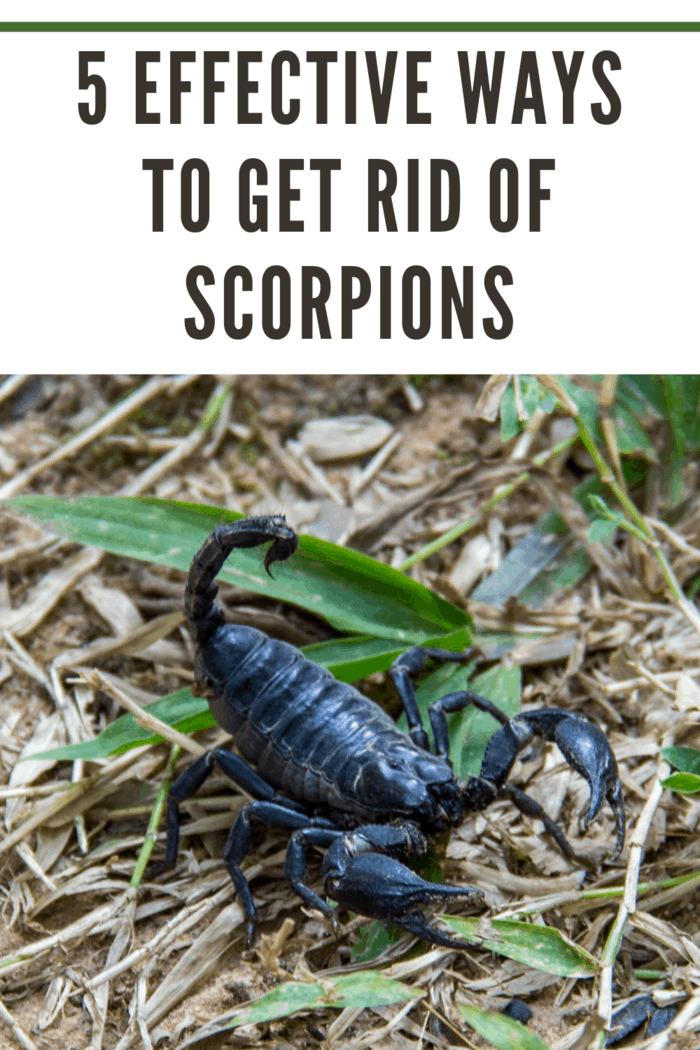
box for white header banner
[1,13,697,368]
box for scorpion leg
[321,823,484,950]
[159,747,307,871]
[391,647,480,751]
[427,689,510,766]
[285,827,345,930]
[506,785,575,859]
[224,802,337,944]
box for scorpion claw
[392,909,473,951]
[322,849,483,951]
[553,715,626,859]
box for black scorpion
[161,515,625,949]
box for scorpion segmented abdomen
[200,624,450,820]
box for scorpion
[161,514,625,950]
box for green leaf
[22,689,215,761]
[611,404,654,453]
[351,920,402,963]
[450,665,521,779]
[618,376,665,417]
[475,463,648,611]
[556,376,602,443]
[499,377,557,443]
[661,771,700,795]
[458,1003,552,1050]
[443,916,598,978]
[588,518,619,543]
[8,496,469,644]
[304,628,471,683]
[229,972,423,1028]
[398,662,519,776]
[662,746,700,776]
[500,383,521,442]
[521,376,557,416]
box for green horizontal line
[1,21,699,32]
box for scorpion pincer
[159,515,625,949]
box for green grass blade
[661,375,688,505]
[304,627,471,682]
[443,916,598,978]
[617,375,665,417]
[458,1004,553,1050]
[228,972,423,1029]
[21,689,215,761]
[7,495,470,642]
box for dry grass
[0,375,698,1050]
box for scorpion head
[420,774,498,834]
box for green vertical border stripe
[0,22,699,32]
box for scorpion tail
[184,515,298,644]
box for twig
[0,994,38,1050]
[256,420,321,498]
[14,841,57,892]
[0,893,133,975]
[84,879,240,991]
[539,375,700,645]
[80,670,206,759]
[0,747,152,859]
[604,667,700,694]
[135,978,154,1050]
[120,381,231,497]
[646,516,700,562]
[0,375,29,407]
[350,431,403,498]
[0,375,177,500]
[286,439,346,506]
[598,375,626,492]
[399,431,579,571]
[593,747,672,1047]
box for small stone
[296,415,393,462]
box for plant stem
[131,744,180,889]
[399,432,578,572]
[538,376,700,641]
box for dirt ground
[0,375,698,1050]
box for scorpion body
[163,515,625,949]
[201,623,468,829]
